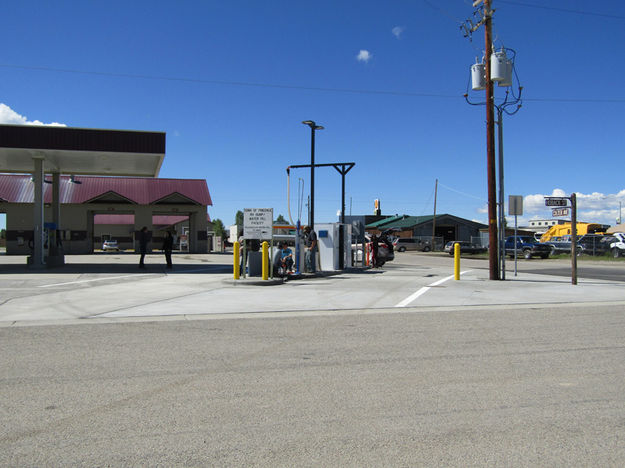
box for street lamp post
[302,120,324,230]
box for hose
[286,167,294,226]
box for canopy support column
[31,156,45,268]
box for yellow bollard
[233,241,240,280]
[262,241,269,280]
[454,242,460,280]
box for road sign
[552,207,569,217]
[509,195,523,215]
[243,208,273,240]
[545,197,568,207]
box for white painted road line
[39,274,156,288]
[38,267,220,288]
[394,270,472,308]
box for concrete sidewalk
[398,267,625,309]
[0,253,624,326]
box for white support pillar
[48,172,65,266]
[52,172,61,228]
[31,156,45,268]
[189,208,209,253]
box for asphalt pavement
[1,251,624,466]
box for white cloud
[0,103,65,127]
[392,26,405,39]
[356,50,372,63]
[509,188,625,226]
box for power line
[0,63,459,100]
[524,97,625,103]
[421,0,464,25]
[497,0,625,20]
[438,182,487,203]
[1,63,624,104]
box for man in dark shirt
[138,226,149,268]
[162,231,174,269]
[304,225,318,273]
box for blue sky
[2,0,625,231]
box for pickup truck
[505,236,551,259]
[608,232,625,258]
[578,234,610,256]
[543,235,581,256]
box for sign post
[571,194,577,285]
[544,195,577,285]
[509,195,523,277]
[544,198,568,207]
[551,207,569,217]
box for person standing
[162,231,174,269]
[304,225,318,273]
[138,226,149,268]
[371,234,379,268]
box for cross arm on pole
[288,162,355,170]
[331,163,355,176]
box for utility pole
[484,0,498,280]
[571,193,577,285]
[465,0,521,281]
[432,179,438,250]
[497,108,505,280]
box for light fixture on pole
[301,120,324,230]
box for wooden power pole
[484,0,499,280]
[432,179,438,250]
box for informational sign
[509,195,523,216]
[179,234,188,250]
[243,208,273,240]
[552,207,569,217]
[545,197,568,207]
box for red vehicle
[367,229,395,267]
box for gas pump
[316,223,352,271]
[28,223,52,265]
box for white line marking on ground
[394,270,472,307]
[39,274,155,288]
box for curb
[222,268,349,286]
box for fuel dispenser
[315,223,352,271]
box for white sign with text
[243,208,273,240]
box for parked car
[545,234,609,257]
[352,231,395,266]
[577,234,611,256]
[444,241,487,255]
[543,235,580,256]
[505,236,550,259]
[393,237,432,252]
[102,240,120,251]
[608,232,625,258]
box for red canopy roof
[0,174,212,206]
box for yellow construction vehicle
[540,223,608,243]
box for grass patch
[548,253,625,261]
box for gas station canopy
[0,123,167,268]
[0,124,165,177]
